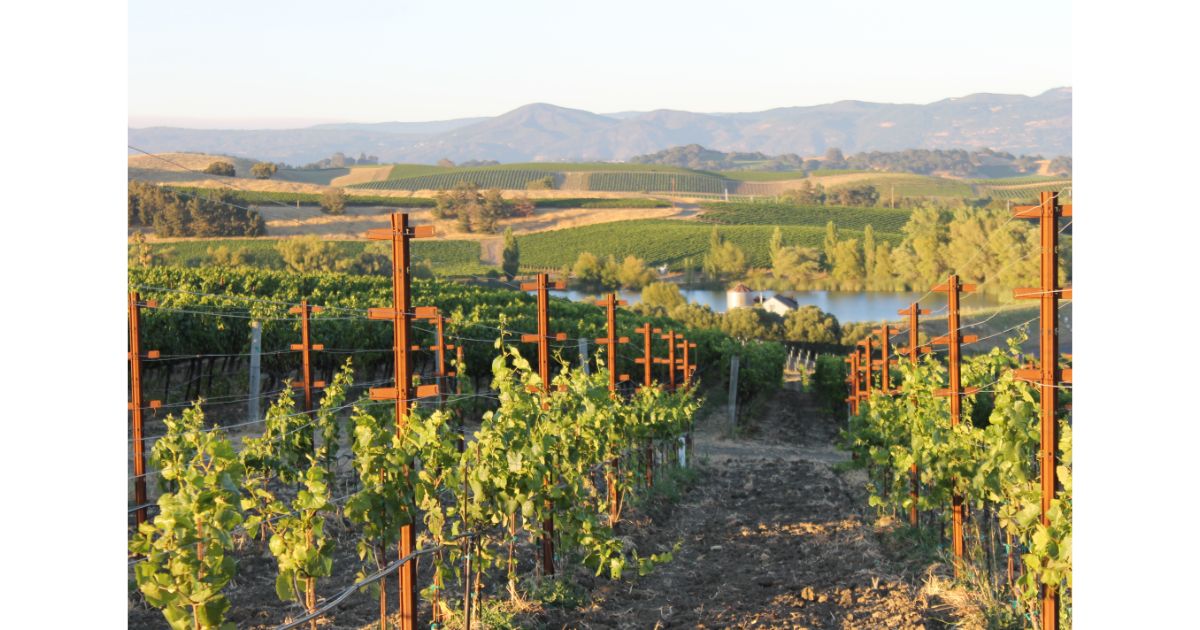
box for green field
[966,175,1070,185]
[697,202,912,233]
[716,170,807,181]
[531,197,670,209]
[819,173,975,198]
[140,238,487,275]
[585,171,727,194]
[973,185,1073,203]
[515,220,902,270]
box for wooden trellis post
[365,213,439,630]
[871,323,897,395]
[128,291,160,525]
[844,352,859,416]
[520,273,566,576]
[593,293,630,528]
[1012,191,1073,630]
[898,302,932,528]
[289,300,326,423]
[932,274,979,577]
[656,330,678,391]
[633,322,661,487]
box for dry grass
[184,204,686,241]
[330,165,392,187]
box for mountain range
[128,88,1071,165]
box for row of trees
[627,145,1069,177]
[813,204,1059,293]
[128,181,266,237]
[571,252,655,289]
[432,181,531,234]
[629,281,851,345]
[781,181,880,207]
[202,160,280,179]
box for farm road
[543,384,942,629]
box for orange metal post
[932,275,979,577]
[128,291,160,525]
[520,273,566,576]
[365,213,437,630]
[1012,191,1072,630]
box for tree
[204,161,236,177]
[641,281,685,311]
[617,255,654,289]
[251,162,278,179]
[823,147,846,169]
[783,180,826,205]
[772,245,821,289]
[721,307,778,341]
[833,184,880,207]
[277,236,338,272]
[768,226,785,266]
[823,221,839,268]
[501,227,520,280]
[782,306,841,344]
[830,239,864,289]
[319,188,347,215]
[862,224,876,278]
[870,242,896,290]
[702,227,747,282]
[573,252,603,286]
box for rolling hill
[128,88,1072,164]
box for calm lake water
[550,288,1003,323]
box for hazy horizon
[128,85,1071,130]
[130,0,1071,125]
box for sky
[129,0,1071,128]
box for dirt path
[542,386,940,629]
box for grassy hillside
[515,220,903,270]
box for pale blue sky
[129,0,1071,127]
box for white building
[762,295,799,316]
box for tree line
[626,144,1070,177]
[128,181,266,237]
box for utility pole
[932,274,979,577]
[128,291,160,525]
[520,273,566,576]
[1012,191,1073,630]
[365,213,439,630]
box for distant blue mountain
[129,88,1071,164]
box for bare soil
[532,384,946,629]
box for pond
[550,288,1004,323]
